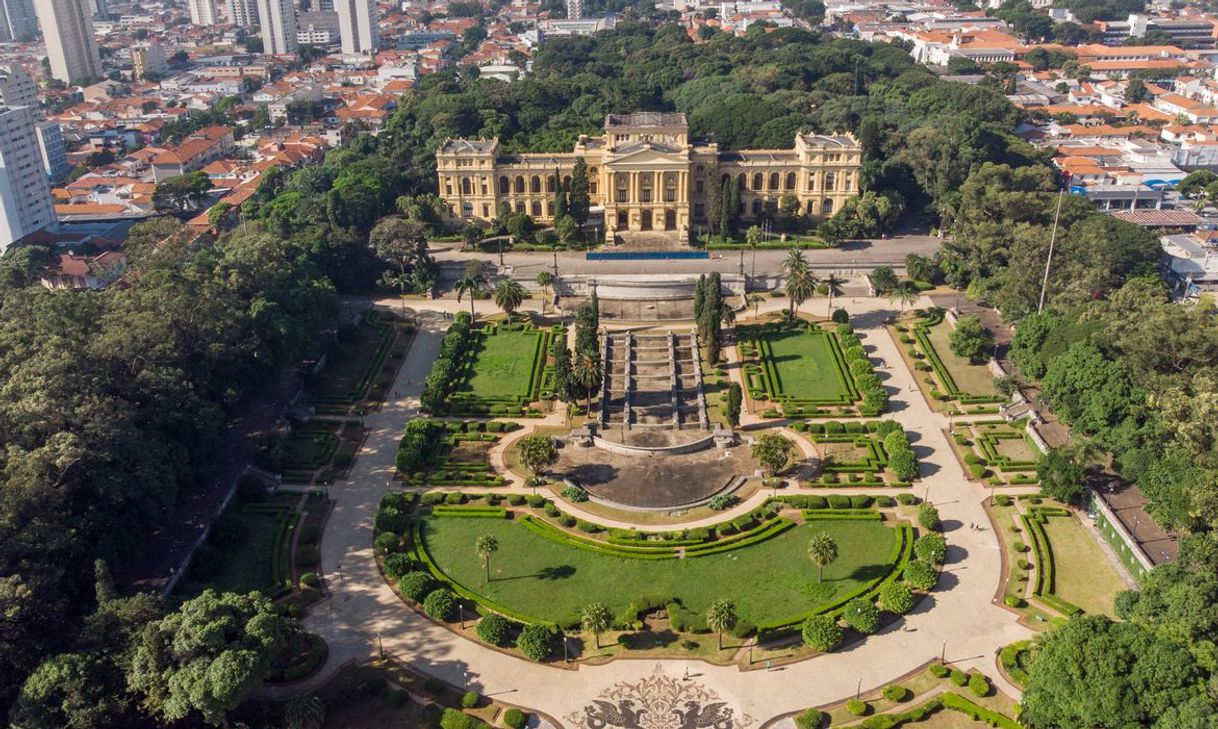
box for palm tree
[888,280,919,312]
[746,225,763,278]
[706,599,737,650]
[455,273,487,319]
[582,602,612,649]
[573,351,603,414]
[747,293,765,321]
[822,273,845,317]
[782,249,815,322]
[475,534,499,583]
[807,532,838,583]
[493,279,526,321]
[536,271,554,313]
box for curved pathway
[281,295,1034,725]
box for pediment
[605,145,690,168]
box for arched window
[806,200,815,215]
[822,198,833,214]
[752,199,762,215]
[515,201,525,213]
[825,172,836,191]
[514,176,525,194]
[530,176,541,193]
[546,202,554,216]
[499,176,509,194]
[461,202,473,217]
[769,172,779,190]
[461,177,472,195]
[531,201,542,217]
[844,173,853,191]
[786,172,796,190]
[546,175,556,193]
[695,164,705,175]
[736,173,746,191]
[753,172,763,191]
[563,175,572,188]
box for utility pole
[1037,188,1065,314]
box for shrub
[882,685,908,702]
[525,494,546,507]
[888,449,918,482]
[832,309,849,324]
[1004,595,1025,608]
[850,495,873,508]
[801,615,843,652]
[544,503,561,517]
[847,699,868,716]
[879,581,915,614]
[476,614,513,646]
[508,494,526,506]
[842,598,880,634]
[915,534,947,564]
[896,493,917,505]
[380,492,411,511]
[950,670,968,687]
[421,492,444,506]
[445,492,467,505]
[561,485,589,502]
[576,519,602,533]
[905,561,938,591]
[823,421,845,434]
[928,663,949,678]
[423,589,458,621]
[399,572,437,602]
[374,532,400,554]
[440,708,487,729]
[995,494,1012,506]
[299,571,320,589]
[968,673,989,697]
[1016,558,1030,570]
[968,464,987,478]
[375,506,407,534]
[794,707,823,729]
[383,553,413,580]
[1012,540,1026,552]
[918,503,941,531]
[461,690,479,708]
[876,496,895,507]
[827,494,851,509]
[708,494,739,511]
[503,708,527,729]
[517,624,558,661]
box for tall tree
[573,350,603,413]
[493,279,526,321]
[553,168,568,222]
[569,159,590,226]
[475,534,499,583]
[535,271,554,313]
[705,599,737,650]
[581,602,611,649]
[821,272,845,317]
[455,272,487,319]
[807,532,838,583]
[371,217,433,303]
[752,432,793,477]
[517,435,558,485]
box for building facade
[229,0,258,27]
[0,106,56,250]
[35,121,71,182]
[0,0,37,41]
[131,42,166,79]
[256,0,297,55]
[0,65,38,108]
[436,113,862,242]
[336,0,376,56]
[33,0,102,83]
[186,0,216,25]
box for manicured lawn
[420,517,895,626]
[175,496,297,598]
[761,328,851,401]
[1042,515,1128,616]
[923,322,999,397]
[458,329,543,401]
[993,436,1038,463]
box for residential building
[437,112,862,241]
[336,0,376,55]
[0,106,56,250]
[539,15,616,36]
[40,250,127,289]
[256,0,298,55]
[187,0,217,25]
[566,0,581,19]
[297,10,338,44]
[34,0,103,83]
[229,0,257,26]
[0,0,38,40]
[150,125,235,181]
[131,42,167,80]
[35,121,71,182]
[0,65,38,109]
[1097,14,1218,48]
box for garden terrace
[738,322,875,418]
[398,419,521,487]
[399,500,912,633]
[1020,506,1088,617]
[894,310,1004,414]
[948,420,1041,486]
[310,309,413,416]
[788,420,915,487]
[600,331,706,432]
[281,420,365,485]
[446,322,563,417]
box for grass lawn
[175,495,297,598]
[761,328,851,401]
[994,436,1039,463]
[420,516,895,626]
[923,322,999,397]
[458,329,543,401]
[1042,515,1128,616]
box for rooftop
[605,112,688,129]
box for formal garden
[947,420,1042,486]
[309,309,414,416]
[420,312,563,417]
[891,309,1005,415]
[395,418,524,487]
[280,420,366,485]
[788,419,920,486]
[739,320,887,418]
[371,490,946,665]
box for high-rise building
[0,65,38,109]
[187,0,216,25]
[336,0,375,55]
[0,0,39,41]
[566,0,582,19]
[256,0,297,55]
[0,106,56,250]
[90,0,104,17]
[229,0,258,26]
[33,0,102,84]
[35,121,70,182]
[131,42,166,79]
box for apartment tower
[0,106,56,250]
[33,0,102,83]
[336,0,375,56]
[255,0,297,54]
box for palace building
[436,112,863,243]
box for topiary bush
[503,708,527,729]
[461,690,479,708]
[398,571,437,602]
[846,699,868,716]
[375,506,407,534]
[949,669,968,687]
[299,571,320,589]
[928,663,949,678]
[374,532,399,554]
[794,707,823,729]
[801,614,843,652]
[879,581,915,614]
[517,624,558,662]
[476,614,513,646]
[561,485,589,502]
[383,553,412,580]
[917,503,940,531]
[904,560,938,591]
[423,588,458,621]
[882,685,908,702]
[968,672,990,697]
[914,534,947,564]
[445,492,467,505]
[842,598,880,634]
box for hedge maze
[952,420,1041,485]
[1020,506,1084,617]
[896,309,1004,413]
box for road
[431,235,941,279]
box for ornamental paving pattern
[279,295,1033,726]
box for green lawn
[420,517,895,626]
[762,328,852,401]
[923,322,999,397]
[1042,516,1128,616]
[994,436,1039,463]
[458,329,542,401]
[175,497,297,598]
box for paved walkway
[276,294,1034,725]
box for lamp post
[459,603,465,630]
[377,632,384,658]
